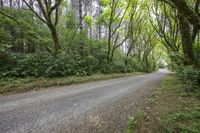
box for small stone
[146,107,151,110]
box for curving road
[0,70,168,133]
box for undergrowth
[126,75,200,133]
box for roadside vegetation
[127,75,200,133]
[0,0,164,95]
[0,72,142,95]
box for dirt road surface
[0,70,168,133]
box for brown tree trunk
[97,0,102,39]
[0,0,3,7]
[9,0,12,7]
[27,0,35,53]
[169,0,200,43]
[17,0,21,8]
[29,0,33,8]
[48,24,61,53]
[79,0,84,49]
[170,0,200,25]
[178,12,194,65]
[125,46,132,65]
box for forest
[0,0,200,132]
[0,0,200,90]
[0,0,199,90]
[0,0,198,72]
[0,0,164,77]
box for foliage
[176,65,200,92]
[64,11,77,29]
[84,16,93,27]
[0,51,138,78]
[126,111,148,133]
[0,0,164,80]
[126,116,138,133]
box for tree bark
[0,0,3,7]
[97,0,102,39]
[178,12,194,65]
[47,20,61,53]
[9,0,12,7]
[79,0,84,49]
[159,0,199,65]
[169,0,200,27]
[125,46,132,65]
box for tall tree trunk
[79,0,84,49]
[97,0,102,39]
[98,26,101,39]
[27,0,35,53]
[178,12,194,65]
[169,0,200,27]
[0,0,3,7]
[107,10,113,62]
[9,0,19,52]
[48,23,61,53]
[192,0,200,43]
[9,0,12,7]
[17,0,21,8]
[29,0,33,8]
[107,34,111,61]
[125,46,132,65]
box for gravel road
[0,70,168,133]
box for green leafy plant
[176,65,200,92]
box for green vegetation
[0,0,166,95]
[126,75,200,133]
[176,65,200,92]
[0,53,139,77]
[0,0,163,80]
[0,0,199,78]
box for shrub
[0,52,135,78]
[176,65,200,92]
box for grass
[0,72,142,96]
[126,75,200,133]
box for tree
[0,0,3,7]
[0,0,170,78]
[158,0,200,65]
[100,0,131,62]
[148,1,181,64]
[125,0,143,65]
[23,0,63,54]
[79,0,84,50]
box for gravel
[0,70,167,133]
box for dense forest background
[0,0,199,90]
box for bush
[176,65,200,92]
[0,52,135,78]
[98,61,135,74]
